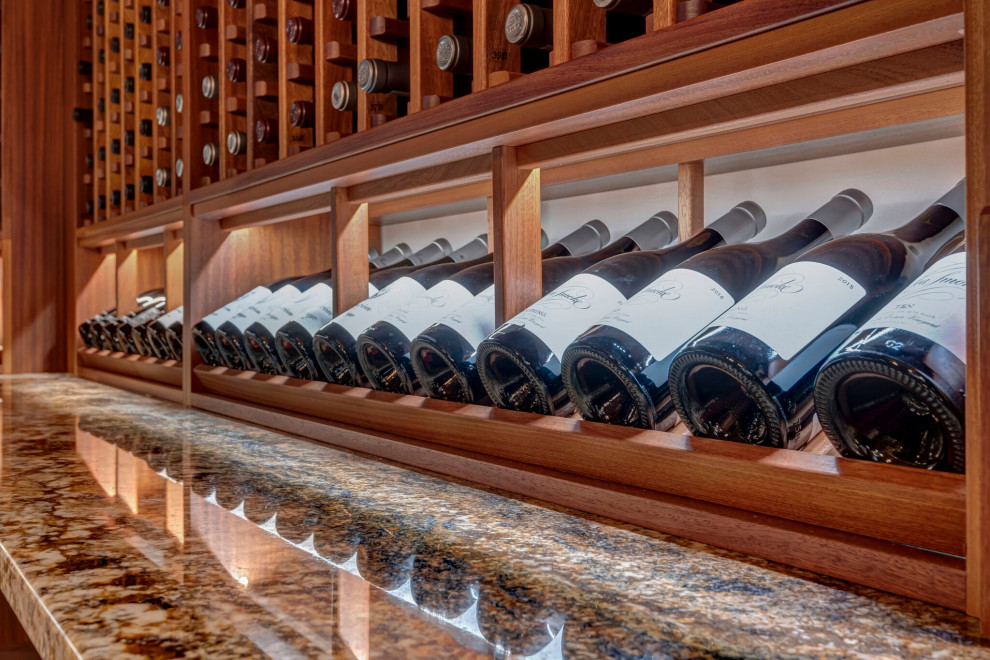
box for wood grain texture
[250,0,281,167]
[409,0,453,113]
[181,0,221,188]
[473,0,520,92]
[78,347,183,388]
[220,0,250,177]
[331,188,370,314]
[491,146,541,325]
[677,160,704,239]
[153,0,173,203]
[964,0,989,633]
[315,0,355,144]
[1,0,74,373]
[653,0,678,30]
[552,0,606,66]
[164,230,184,311]
[191,367,967,558]
[278,0,316,156]
[358,0,401,130]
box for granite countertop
[0,375,986,659]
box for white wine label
[380,280,476,341]
[438,284,496,349]
[511,273,627,358]
[155,306,184,328]
[253,283,335,337]
[202,286,272,327]
[861,252,966,362]
[332,277,428,338]
[598,268,735,361]
[227,284,303,332]
[715,261,866,360]
[294,283,380,336]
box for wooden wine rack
[67,0,990,636]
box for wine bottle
[504,3,553,48]
[814,242,967,472]
[96,291,166,350]
[359,220,627,394]
[143,306,184,359]
[477,211,713,416]
[560,198,875,429]
[331,81,358,112]
[313,224,603,387]
[113,304,167,353]
[669,181,964,450]
[370,243,412,269]
[357,58,410,95]
[436,34,471,74]
[279,235,535,381]
[241,246,399,375]
[286,16,314,44]
[191,276,300,366]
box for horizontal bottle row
[171,180,966,473]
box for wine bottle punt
[669,181,964,450]
[814,240,967,472]
[476,213,687,416]
[312,226,598,387]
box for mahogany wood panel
[677,160,704,240]
[93,0,108,221]
[409,0,453,112]
[136,1,156,209]
[315,0,355,144]
[964,0,990,634]
[491,146,541,325]
[107,3,124,218]
[182,0,221,188]
[2,0,74,373]
[473,0,520,92]
[122,0,138,214]
[165,230,184,310]
[116,245,141,316]
[358,0,402,129]
[653,0,678,30]
[250,0,281,168]
[190,390,967,611]
[279,0,316,156]
[220,0,249,178]
[153,0,173,203]
[77,196,185,248]
[190,0,959,220]
[331,189,370,314]
[192,367,967,557]
[78,348,183,388]
[552,0,606,66]
[75,250,117,359]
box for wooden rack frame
[69,0,990,635]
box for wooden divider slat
[677,160,704,239]
[249,0,281,167]
[136,2,155,208]
[279,0,316,156]
[182,0,221,189]
[314,0,355,144]
[331,188,370,314]
[358,0,402,129]
[220,0,249,178]
[165,230,184,311]
[170,0,183,198]
[552,0,606,66]
[410,0,453,112]
[107,5,123,218]
[491,145,541,325]
[652,0,678,31]
[93,2,106,222]
[122,1,138,214]
[473,0,519,91]
[153,0,172,203]
[964,0,990,634]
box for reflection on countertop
[0,374,985,658]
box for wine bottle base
[815,356,964,472]
[410,340,486,404]
[477,344,566,416]
[561,344,660,430]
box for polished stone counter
[0,374,985,659]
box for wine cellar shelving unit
[68,0,990,635]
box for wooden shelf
[78,348,183,389]
[76,196,184,247]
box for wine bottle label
[294,283,380,336]
[380,280,476,341]
[332,277,428,338]
[228,285,303,332]
[253,283,335,337]
[202,286,272,327]
[598,268,735,361]
[715,261,866,360]
[437,284,497,349]
[859,252,966,362]
[511,274,627,358]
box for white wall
[379,135,965,252]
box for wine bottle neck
[554,220,610,257]
[579,236,640,265]
[890,203,965,264]
[757,218,832,269]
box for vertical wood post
[165,229,184,311]
[473,0,520,91]
[116,243,140,316]
[552,1,606,66]
[678,160,705,239]
[331,188,371,314]
[181,0,221,189]
[652,0,678,31]
[965,0,990,637]
[357,0,400,130]
[492,146,541,325]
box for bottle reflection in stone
[191,277,299,366]
[814,240,967,472]
[670,180,965,450]
[243,248,407,375]
[312,227,593,387]
[561,195,869,430]
[476,213,686,416]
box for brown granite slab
[0,374,986,659]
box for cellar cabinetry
[68,0,990,635]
